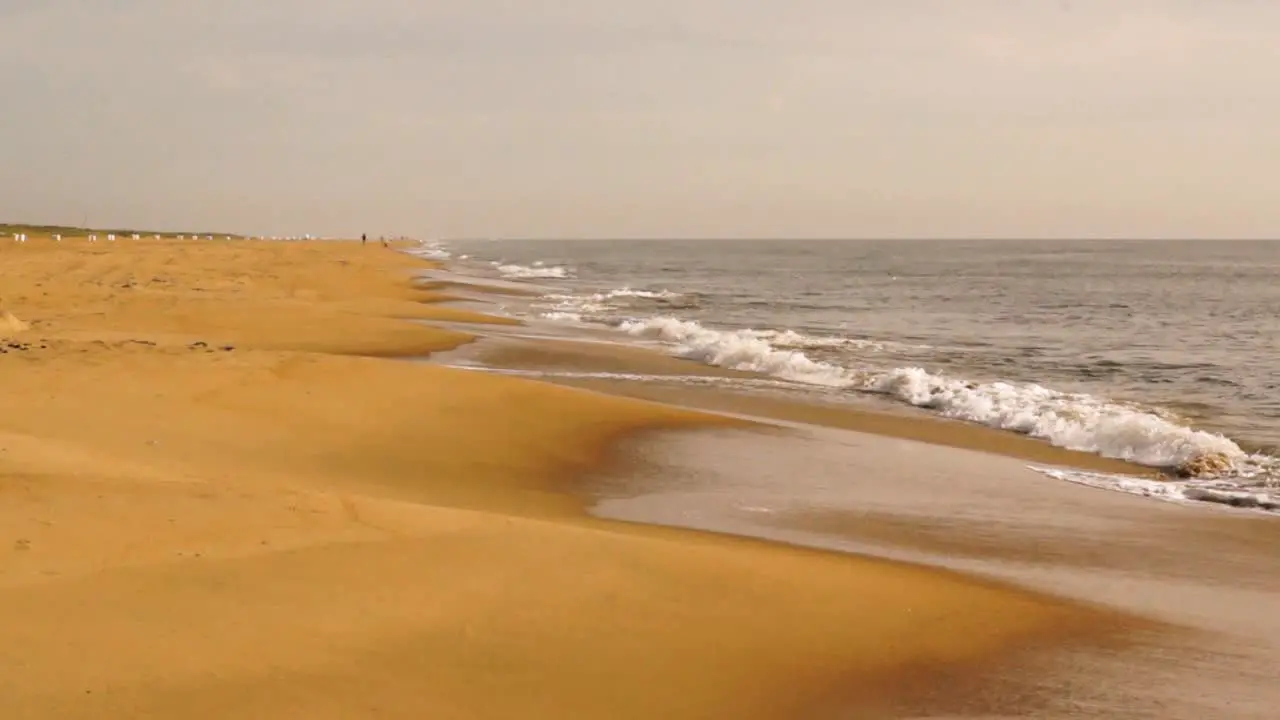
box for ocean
[420,238,1279,514]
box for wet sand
[466,335,765,379]
[447,330,1151,476]
[591,424,1280,718]
[410,296,1280,717]
[0,236,1145,719]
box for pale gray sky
[1,1,1277,238]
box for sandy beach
[0,235,1217,719]
[414,248,1280,717]
[8,1,1276,715]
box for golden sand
[1,236,1136,718]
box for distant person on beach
[380,236,388,248]
[361,233,367,246]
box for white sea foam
[621,316,856,387]
[540,311,586,323]
[1029,466,1279,514]
[533,286,698,328]
[864,367,1244,468]
[538,287,881,352]
[496,261,574,279]
[618,315,1252,473]
[410,241,452,260]
[601,288,682,300]
[535,287,698,321]
[602,288,702,308]
[752,328,885,352]
[539,293,612,316]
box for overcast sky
[1,1,1277,239]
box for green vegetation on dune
[0,222,241,238]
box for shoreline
[589,424,1280,718]
[0,236,1225,718]
[420,251,1280,715]
[419,303,1162,480]
[429,242,1280,499]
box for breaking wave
[407,240,452,261]
[411,241,1278,511]
[619,315,1259,474]
[1029,466,1278,514]
[495,261,575,280]
[533,287,703,324]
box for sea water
[416,238,1280,513]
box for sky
[1,0,1277,239]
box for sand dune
[0,236,1141,719]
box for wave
[410,242,1275,508]
[1030,466,1277,514]
[536,287,701,319]
[407,240,452,260]
[621,317,855,386]
[540,311,587,323]
[604,288,702,309]
[619,315,1253,472]
[867,367,1244,468]
[599,288,682,300]
[495,261,574,280]
[752,329,885,352]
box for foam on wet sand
[592,424,1280,718]
[0,236,1148,719]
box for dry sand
[1,236,1143,719]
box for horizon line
[440,236,1280,242]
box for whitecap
[497,263,575,280]
[618,315,1255,474]
[1029,466,1278,514]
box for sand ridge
[1,236,1144,719]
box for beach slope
[1,237,1133,719]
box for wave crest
[620,315,1249,472]
[497,262,574,279]
[406,242,1274,505]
